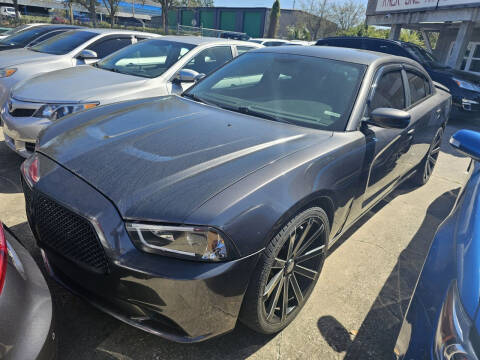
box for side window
[236,46,256,55]
[183,46,233,75]
[406,71,429,104]
[370,70,406,110]
[87,37,133,58]
[28,30,67,46]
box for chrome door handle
[407,128,415,134]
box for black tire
[239,207,329,334]
[410,126,444,187]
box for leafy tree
[267,0,280,38]
[329,0,365,31]
[75,0,99,26]
[300,0,328,40]
[102,0,120,27]
[156,0,176,33]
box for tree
[329,0,365,31]
[157,0,176,33]
[102,0,120,27]
[12,0,19,25]
[300,0,329,40]
[267,0,280,38]
[76,0,99,26]
[176,0,214,6]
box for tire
[239,207,329,334]
[410,126,444,187]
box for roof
[253,45,401,65]
[70,28,158,36]
[158,35,259,46]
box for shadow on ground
[317,188,459,359]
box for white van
[0,7,20,18]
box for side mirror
[175,69,205,83]
[368,108,411,129]
[450,129,480,161]
[77,49,98,60]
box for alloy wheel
[262,217,326,324]
[424,128,443,182]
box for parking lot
[0,115,477,360]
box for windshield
[95,39,195,78]
[404,44,445,68]
[2,24,30,36]
[0,26,51,46]
[185,52,366,131]
[30,30,96,55]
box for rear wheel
[410,127,444,187]
[240,207,329,334]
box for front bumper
[1,99,51,157]
[24,153,261,342]
[452,90,480,113]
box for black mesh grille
[9,108,36,117]
[25,142,35,153]
[27,186,109,274]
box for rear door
[402,65,441,170]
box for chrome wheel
[263,217,326,324]
[423,127,443,182]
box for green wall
[219,11,236,31]
[200,10,215,28]
[181,10,194,26]
[167,10,178,26]
[243,11,263,38]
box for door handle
[407,128,415,135]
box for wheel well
[266,194,335,246]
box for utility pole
[132,0,135,18]
[292,0,295,9]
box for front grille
[25,142,35,153]
[25,185,109,274]
[9,108,36,117]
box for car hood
[38,96,329,222]
[430,66,480,85]
[0,48,55,67]
[12,65,148,103]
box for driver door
[362,64,413,209]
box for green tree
[267,0,280,38]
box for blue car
[395,129,480,359]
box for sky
[214,0,367,10]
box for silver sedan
[1,36,261,157]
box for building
[366,0,480,74]
[152,7,335,39]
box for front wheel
[239,207,329,334]
[410,126,444,187]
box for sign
[376,0,480,12]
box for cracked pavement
[0,116,478,360]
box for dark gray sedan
[22,46,451,342]
[0,222,55,359]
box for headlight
[21,153,40,187]
[34,102,98,121]
[126,223,230,262]
[0,68,16,78]
[434,281,479,360]
[453,78,480,93]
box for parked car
[22,46,450,342]
[0,24,80,52]
[0,221,55,359]
[0,28,158,151]
[0,23,48,40]
[0,6,20,19]
[316,37,480,116]
[249,38,291,46]
[51,16,67,24]
[2,36,260,157]
[394,129,480,360]
[220,32,250,41]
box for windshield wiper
[182,93,211,105]
[227,105,292,125]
